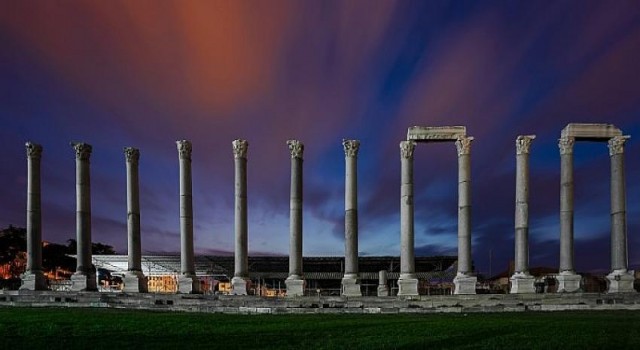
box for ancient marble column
[70,142,97,291]
[231,139,249,295]
[176,140,199,293]
[122,147,147,293]
[606,135,635,292]
[510,135,536,294]
[20,142,46,290]
[285,140,304,296]
[453,136,477,294]
[557,136,581,292]
[342,139,362,296]
[398,140,418,296]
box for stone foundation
[70,272,97,292]
[341,277,361,297]
[19,271,47,291]
[123,271,148,293]
[177,275,200,294]
[397,278,418,296]
[607,270,635,293]
[231,277,248,295]
[285,278,304,297]
[557,272,582,293]
[454,274,477,295]
[510,273,536,294]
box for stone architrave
[377,270,389,297]
[231,139,249,295]
[285,140,305,297]
[510,135,536,294]
[453,136,477,295]
[70,142,97,291]
[122,147,148,293]
[606,135,635,292]
[20,142,47,290]
[398,140,418,296]
[342,139,362,296]
[176,140,199,293]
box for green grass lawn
[0,308,639,349]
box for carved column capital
[26,142,42,159]
[232,139,248,159]
[176,140,192,160]
[455,136,474,156]
[400,141,416,159]
[287,140,304,159]
[608,136,630,156]
[558,137,574,155]
[343,139,360,158]
[71,142,92,160]
[516,135,536,155]
[124,147,140,163]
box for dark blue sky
[1,1,639,275]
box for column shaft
[400,141,415,278]
[232,140,249,295]
[344,140,359,277]
[71,142,96,291]
[514,136,535,273]
[26,143,43,273]
[288,140,303,278]
[609,137,628,271]
[456,137,473,275]
[125,148,142,273]
[559,137,574,273]
[178,143,195,276]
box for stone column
[453,136,477,294]
[20,142,46,290]
[342,139,362,296]
[398,140,418,296]
[176,140,199,293]
[606,135,635,292]
[557,136,581,292]
[70,142,97,291]
[122,147,147,293]
[510,135,536,294]
[231,139,249,295]
[285,140,304,296]
[377,270,389,297]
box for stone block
[285,278,304,297]
[556,272,581,293]
[177,275,200,294]
[19,271,47,291]
[123,271,148,293]
[509,273,536,294]
[607,270,636,293]
[377,284,389,297]
[231,277,248,295]
[561,123,622,140]
[397,278,419,296]
[407,126,466,142]
[454,274,477,295]
[70,271,97,292]
[341,277,362,297]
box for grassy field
[0,308,639,349]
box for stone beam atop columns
[407,126,466,142]
[561,123,622,141]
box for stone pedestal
[70,271,97,292]
[178,275,200,294]
[607,269,635,293]
[377,284,389,297]
[454,273,477,295]
[341,275,361,297]
[397,277,419,296]
[231,277,248,295]
[123,271,148,293]
[20,271,46,291]
[556,272,581,293]
[285,278,304,297]
[509,272,536,294]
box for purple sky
[1,1,639,275]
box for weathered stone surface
[561,123,622,140]
[556,272,581,293]
[231,277,248,295]
[509,273,536,294]
[407,126,466,141]
[397,278,418,296]
[342,140,361,296]
[287,140,304,294]
[607,270,635,293]
[285,278,304,297]
[341,276,361,297]
[453,274,477,295]
[232,139,249,295]
[123,271,148,293]
[21,142,46,291]
[176,140,199,293]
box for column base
[70,271,97,292]
[123,271,148,293]
[556,271,581,293]
[377,285,389,297]
[20,270,47,291]
[454,273,477,295]
[177,274,200,294]
[397,275,419,296]
[606,269,636,293]
[341,275,362,297]
[231,276,248,295]
[285,277,305,297]
[509,272,536,294]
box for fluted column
[606,135,635,292]
[176,140,199,293]
[231,139,249,295]
[342,139,361,296]
[510,135,536,293]
[20,142,46,290]
[557,136,581,292]
[285,140,305,296]
[453,136,477,294]
[122,147,147,293]
[398,140,418,296]
[70,142,97,291]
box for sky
[1,0,639,276]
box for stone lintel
[407,126,466,142]
[561,123,622,141]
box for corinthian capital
[516,135,536,155]
[124,147,140,163]
[455,136,474,156]
[232,139,248,159]
[558,137,574,155]
[71,142,92,161]
[25,142,42,159]
[287,140,304,159]
[400,141,416,159]
[176,140,192,160]
[343,139,360,158]
[608,135,630,156]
